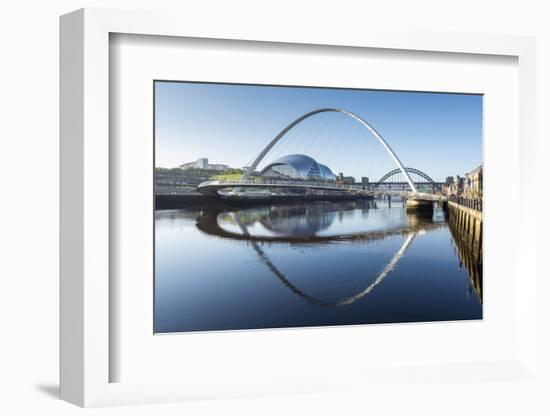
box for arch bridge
[197,108,446,203]
[372,167,445,192]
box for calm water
[154,199,482,333]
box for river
[154,198,482,333]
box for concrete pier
[405,199,434,214]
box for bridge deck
[196,179,447,202]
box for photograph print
[154,81,483,334]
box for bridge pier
[405,199,434,215]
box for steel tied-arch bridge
[372,167,445,192]
[376,167,437,184]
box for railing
[199,178,366,191]
[450,195,483,211]
[198,179,447,201]
[200,179,424,194]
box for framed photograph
[60,8,538,407]
[153,80,483,334]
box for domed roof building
[259,154,336,182]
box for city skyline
[172,155,481,181]
[155,81,483,182]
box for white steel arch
[243,108,418,193]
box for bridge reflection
[243,226,417,307]
[196,200,444,244]
[194,201,457,307]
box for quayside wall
[446,201,483,301]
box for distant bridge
[377,167,437,184]
[372,167,445,192]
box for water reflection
[196,200,446,243]
[247,231,416,307]
[193,201,451,307]
[154,198,483,333]
[449,223,483,303]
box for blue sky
[155,81,482,182]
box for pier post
[405,199,434,215]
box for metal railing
[198,179,447,201]
[199,178,365,191]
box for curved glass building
[259,154,336,182]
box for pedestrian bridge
[196,107,448,203]
[197,178,446,202]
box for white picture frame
[60,7,538,408]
